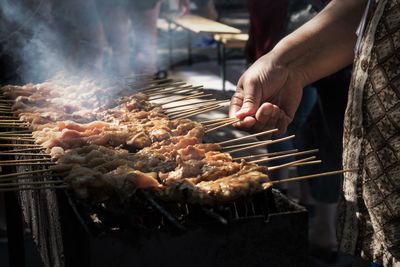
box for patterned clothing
[339,0,400,266]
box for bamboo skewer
[0,130,32,134]
[205,118,240,133]
[268,156,316,171]
[232,149,298,161]
[148,85,202,98]
[0,185,68,192]
[217,129,279,145]
[250,149,319,164]
[203,117,237,128]
[0,162,55,167]
[0,169,51,179]
[170,105,222,119]
[166,103,220,116]
[0,143,40,148]
[148,86,196,100]
[1,147,44,153]
[0,137,35,142]
[160,93,213,106]
[225,135,296,154]
[1,134,35,138]
[292,160,322,167]
[0,152,50,157]
[163,99,221,111]
[266,169,358,187]
[0,133,34,137]
[0,180,63,188]
[0,158,51,163]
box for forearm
[272,0,367,87]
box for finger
[252,102,274,132]
[229,91,244,118]
[235,79,261,119]
[234,116,257,130]
[276,111,291,135]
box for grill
[0,78,308,267]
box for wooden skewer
[170,104,222,119]
[217,129,279,145]
[163,99,220,111]
[0,143,40,148]
[225,135,295,154]
[137,81,185,92]
[1,147,44,153]
[0,152,50,157]
[0,120,22,123]
[0,100,14,102]
[250,149,319,164]
[0,185,68,192]
[0,169,51,179]
[0,111,16,115]
[148,85,200,97]
[148,86,195,99]
[0,116,18,119]
[166,103,219,116]
[0,137,35,142]
[266,169,358,186]
[0,162,55,167]
[202,117,237,128]
[0,125,29,129]
[222,139,271,150]
[0,180,63,188]
[267,156,316,171]
[0,130,32,134]
[205,118,240,133]
[292,160,322,167]
[0,133,34,137]
[160,93,213,106]
[232,149,298,161]
[0,158,51,163]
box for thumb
[235,80,261,119]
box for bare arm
[229,0,367,133]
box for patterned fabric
[339,0,400,266]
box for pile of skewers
[0,77,353,205]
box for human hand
[229,52,304,134]
[178,0,190,16]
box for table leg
[219,44,226,91]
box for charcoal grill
[0,79,309,267]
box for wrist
[270,38,310,89]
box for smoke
[0,0,160,85]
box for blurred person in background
[229,0,400,265]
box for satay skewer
[0,169,51,179]
[0,180,64,189]
[249,149,319,164]
[0,162,55,167]
[0,144,40,148]
[205,118,240,133]
[232,149,298,161]
[0,130,32,135]
[292,160,322,167]
[0,137,35,142]
[170,105,222,119]
[160,93,213,106]
[166,103,220,116]
[1,147,44,153]
[225,135,295,154]
[0,185,68,193]
[267,156,316,171]
[202,117,238,128]
[265,168,358,187]
[217,129,279,145]
[0,158,51,164]
[0,152,50,157]
[163,99,220,111]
